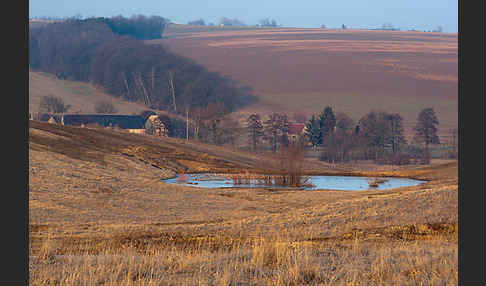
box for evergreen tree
[319,106,336,142]
[305,114,322,148]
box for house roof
[288,123,305,135]
[32,113,62,123]
[62,114,146,129]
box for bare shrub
[376,152,412,165]
[39,95,71,113]
[273,143,310,187]
[95,100,118,114]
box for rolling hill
[29,119,458,285]
[28,22,458,286]
[153,27,458,138]
[29,71,151,115]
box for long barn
[60,114,146,134]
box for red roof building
[288,123,306,135]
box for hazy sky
[29,0,458,32]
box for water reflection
[164,173,425,191]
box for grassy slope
[29,121,458,285]
[29,71,151,115]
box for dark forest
[29,16,256,114]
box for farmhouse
[59,114,146,133]
[288,123,306,142]
[146,115,169,137]
[30,112,62,123]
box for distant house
[288,123,306,142]
[30,112,62,123]
[146,115,169,137]
[47,116,57,124]
[60,114,146,134]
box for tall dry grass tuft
[37,233,57,265]
[176,171,188,183]
[29,231,458,286]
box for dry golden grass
[30,235,457,285]
[29,71,151,115]
[29,121,458,285]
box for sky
[29,0,458,33]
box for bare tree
[191,102,228,142]
[293,112,308,123]
[94,100,117,114]
[381,22,395,30]
[259,18,277,27]
[385,113,406,153]
[434,26,443,33]
[274,144,309,187]
[219,17,246,26]
[167,70,176,112]
[320,113,356,163]
[246,113,264,152]
[413,107,440,154]
[358,110,393,160]
[264,113,289,152]
[335,112,354,133]
[39,95,71,113]
[217,116,241,146]
[188,19,206,26]
[451,128,458,155]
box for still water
[164,173,425,191]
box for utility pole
[168,71,176,113]
[186,107,189,141]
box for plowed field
[152,28,458,138]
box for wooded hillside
[29,16,256,115]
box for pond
[163,173,425,191]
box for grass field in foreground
[29,121,458,285]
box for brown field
[153,27,458,138]
[29,121,458,285]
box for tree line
[304,106,443,164]
[41,92,452,165]
[244,107,448,165]
[144,104,449,165]
[186,17,279,27]
[29,16,256,115]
